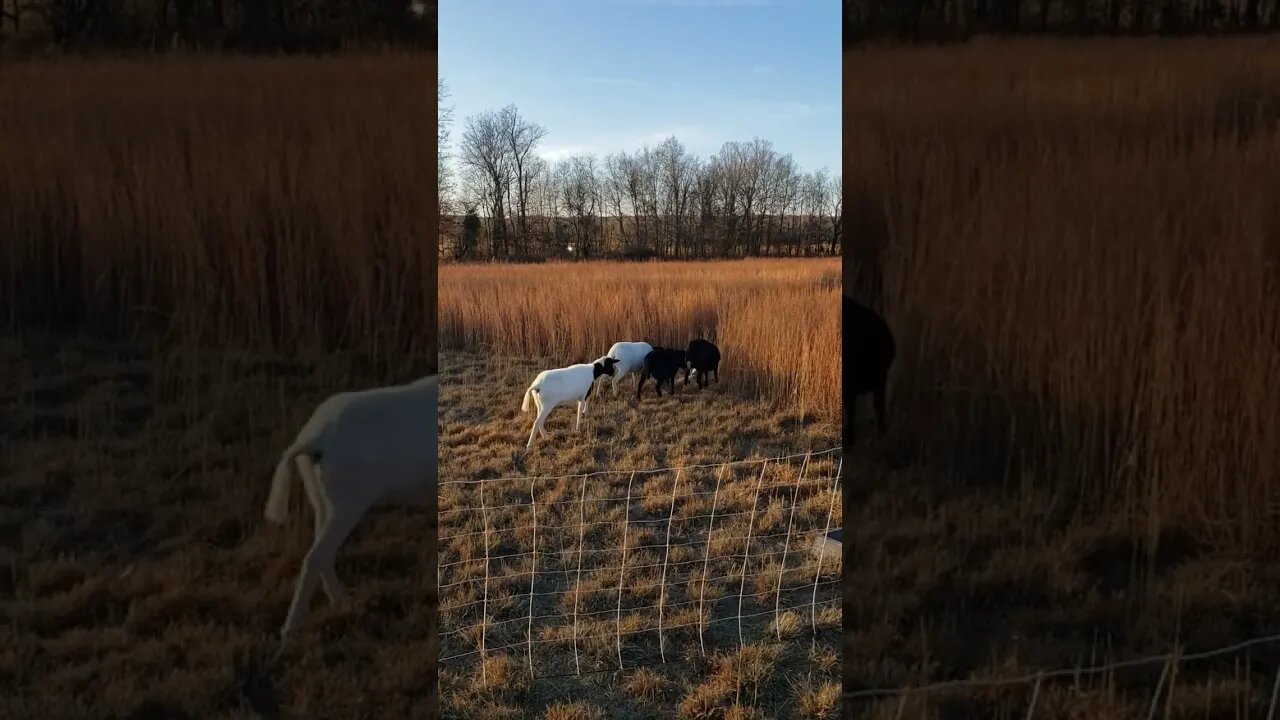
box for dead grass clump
[543,701,606,720]
[788,674,840,718]
[621,667,668,702]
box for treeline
[439,99,841,262]
[0,0,435,52]
[845,0,1280,41]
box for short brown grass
[439,258,841,421]
[438,350,841,719]
[0,55,438,375]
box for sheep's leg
[574,401,583,432]
[537,397,552,439]
[526,405,539,448]
[527,407,548,448]
[636,373,646,401]
[279,504,364,640]
[312,495,364,607]
[297,455,328,541]
[528,398,552,447]
[296,456,345,604]
[316,495,350,605]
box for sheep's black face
[594,358,620,378]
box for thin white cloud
[585,76,647,87]
[536,124,716,163]
[631,124,710,148]
[538,144,600,163]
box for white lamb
[521,357,619,448]
[604,341,653,395]
[263,375,438,647]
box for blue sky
[439,0,840,175]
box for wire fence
[844,630,1280,718]
[437,448,843,683]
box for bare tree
[497,105,547,257]
[829,174,843,255]
[443,107,841,260]
[459,109,513,258]
[603,152,632,252]
[438,79,454,221]
[558,154,602,259]
[655,136,697,259]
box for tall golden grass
[0,54,438,375]
[439,259,841,421]
[846,38,1280,551]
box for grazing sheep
[522,357,619,448]
[845,295,895,444]
[264,375,438,646]
[637,347,688,399]
[604,341,654,395]
[685,338,721,389]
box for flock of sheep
[259,336,725,649]
[521,338,722,449]
[259,297,896,652]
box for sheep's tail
[265,424,323,524]
[522,384,537,413]
[264,448,298,524]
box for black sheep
[685,338,721,389]
[844,295,895,444]
[637,348,688,399]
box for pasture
[1,56,439,718]
[844,38,1280,716]
[439,258,841,424]
[437,259,842,718]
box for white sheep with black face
[521,357,619,448]
[604,341,653,394]
[263,375,437,647]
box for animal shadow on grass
[862,325,1113,525]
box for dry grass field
[436,260,842,718]
[440,258,841,423]
[2,56,439,718]
[436,352,841,720]
[844,38,1280,717]
[0,55,437,371]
